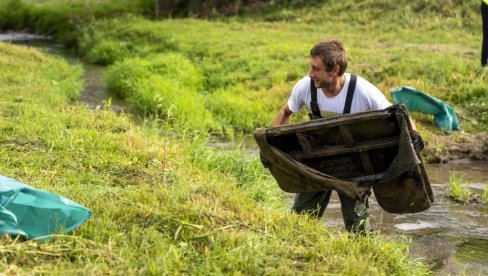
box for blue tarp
[391,86,461,133]
[0,175,91,239]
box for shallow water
[78,62,133,113]
[0,32,51,41]
[310,162,488,275]
[4,32,487,275]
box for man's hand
[410,130,425,153]
[260,152,271,168]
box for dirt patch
[423,132,488,163]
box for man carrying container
[270,40,424,233]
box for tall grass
[0,1,485,273]
[105,53,219,132]
[481,184,488,204]
[0,0,153,46]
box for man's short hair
[310,40,348,76]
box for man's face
[308,56,338,89]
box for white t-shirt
[288,73,391,118]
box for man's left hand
[410,130,425,153]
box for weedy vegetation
[481,184,488,204]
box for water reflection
[455,239,488,274]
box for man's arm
[272,103,294,126]
[259,102,294,168]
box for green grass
[104,53,220,132]
[0,42,430,275]
[0,0,153,46]
[2,0,487,140]
[446,173,474,204]
[446,174,488,205]
[1,0,487,273]
[77,9,486,136]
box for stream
[2,33,487,275]
[315,163,488,275]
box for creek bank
[424,132,488,163]
[0,32,135,115]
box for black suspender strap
[342,74,357,114]
[309,78,321,119]
[309,74,357,119]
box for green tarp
[391,86,461,133]
[0,175,91,239]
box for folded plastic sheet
[0,175,92,239]
[391,86,460,133]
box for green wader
[292,191,370,232]
[292,75,371,233]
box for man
[272,40,406,233]
[482,0,488,67]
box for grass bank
[81,12,487,159]
[0,42,429,274]
[1,0,487,159]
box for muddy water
[77,62,133,113]
[291,162,488,274]
[384,163,487,275]
[3,33,487,275]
